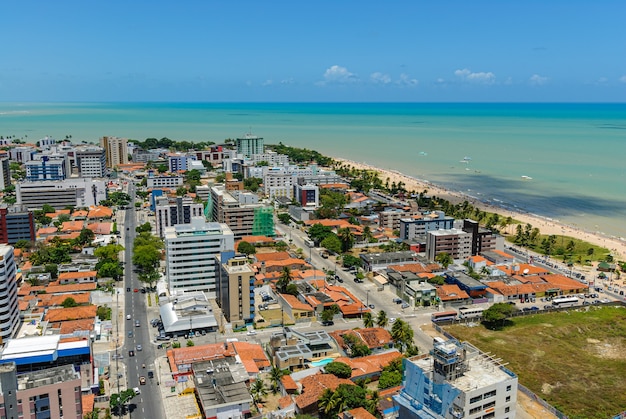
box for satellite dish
[523,268,530,274]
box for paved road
[121,181,164,419]
[275,220,437,352]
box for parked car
[133,387,141,395]
[156,335,170,341]
[128,331,133,338]
[127,315,131,320]
[135,320,140,327]
[148,371,154,379]
[246,330,257,336]
[136,344,142,351]
[393,298,402,304]
[368,304,375,309]
[128,350,135,357]
[321,321,334,326]
[401,303,410,309]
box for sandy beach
[334,157,626,261]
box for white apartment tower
[100,136,129,168]
[165,217,234,297]
[0,245,21,341]
[236,134,264,158]
[75,146,107,178]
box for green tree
[277,267,292,293]
[320,234,342,254]
[308,223,333,243]
[337,228,355,253]
[94,244,124,261]
[176,186,188,196]
[132,244,161,272]
[61,297,78,308]
[97,305,112,320]
[483,303,515,329]
[14,239,33,250]
[321,309,335,322]
[237,241,256,255]
[186,339,194,347]
[277,213,292,225]
[342,333,371,357]
[135,222,152,233]
[268,366,284,395]
[284,283,299,295]
[44,263,58,279]
[97,261,124,280]
[378,369,403,389]
[41,204,55,214]
[324,361,352,379]
[391,319,415,353]
[376,310,388,328]
[250,378,268,404]
[110,389,136,414]
[342,254,362,269]
[435,252,453,268]
[75,228,95,246]
[362,311,374,328]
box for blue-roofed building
[444,271,489,299]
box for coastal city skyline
[2,1,625,102]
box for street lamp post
[366,290,370,308]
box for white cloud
[529,74,548,86]
[321,65,358,84]
[370,72,391,85]
[262,79,273,86]
[620,75,626,83]
[280,78,294,85]
[396,73,418,87]
[454,68,496,84]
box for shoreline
[333,157,626,261]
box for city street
[119,181,165,419]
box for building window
[470,395,483,404]
[505,407,510,413]
[483,390,496,399]
[482,413,495,419]
[469,406,482,414]
[506,396,511,402]
[483,401,495,409]
[506,385,512,391]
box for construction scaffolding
[252,206,275,237]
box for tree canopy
[324,361,352,379]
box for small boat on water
[521,175,533,180]
[419,151,428,156]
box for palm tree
[277,267,292,293]
[362,311,374,328]
[391,319,414,353]
[318,388,338,416]
[337,227,354,253]
[376,310,388,328]
[250,378,267,404]
[269,366,284,395]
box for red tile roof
[254,252,291,262]
[166,343,236,374]
[232,341,271,370]
[332,350,402,380]
[44,305,98,322]
[437,284,470,301]
[295,373,355,410]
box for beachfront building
[74,146,107,178]
[164,217,234,296]
[100,136,128,168]
[426,228,472,262]
[155,196,204,237]
[0,363,83,419]
[0,155,11,191]
[399,211,455,241]
[16,178,107,209]
[462,219,501,255]
[394,339,517,419]
[215,252,255,328]
[0,206,35,245]
[0,245,21,341]
[236,133,264,158]
[379,207,421,231]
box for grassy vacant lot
[444,306,626,419]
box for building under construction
[394,338,518,419]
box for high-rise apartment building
[24,156,68,181]
[216,252,255,328]
[164,217,234,296]
[74,146,107,178]
[0,245,21,342]
[236,133,264,158]
[426,228,472,262]
[0,206,35,244]
[155,196,205,237]
[0,155,10,191]
[99,136,128,168]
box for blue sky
[1,1,625,102]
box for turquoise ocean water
[1,102,625,239]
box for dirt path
[516,390,558,419]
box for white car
[389,318,397,323]
[133,387,141,395]
[246,330,257,336]
[126,315,131,320]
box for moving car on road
[139,376,146,385]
